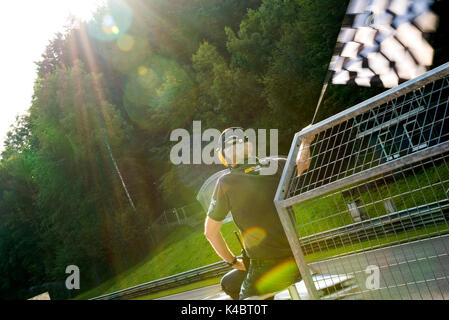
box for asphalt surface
[156,235,449,300]
[310,234,449,300]
[156,274,356,300]
[156,284,226,300]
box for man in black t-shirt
[204,127,315,300]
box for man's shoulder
[216,171,233,188]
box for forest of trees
[0,0,447,299]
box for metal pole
[181,207,187,220]
[174,208,181,225]
[311,74,331,125]
[103,132,137,212]
[274,132,321,299]
[276,205,320,300]
[288,284,301,300]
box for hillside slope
[74,222,240,300]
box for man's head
[217,127,254,167]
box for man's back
[207,158,293,259]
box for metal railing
[90,261,231,300]
[275,62,449,300]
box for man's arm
[204,217,246,271]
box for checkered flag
[330,0,438,88]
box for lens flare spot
[102,15,120,35]
[242,227,266,249]
[138,66,148,75]
[88,1,133,42]
[117,34,135,51]
[102,23,117,35]
[103,14,115,28]
[112,25,120,34]
[255,258,299,294]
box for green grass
[74,221,240,300]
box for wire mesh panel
[275,62,449,300]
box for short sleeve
[207,178,230,221]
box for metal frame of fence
[91,261,231,300]
[274,62,449,300]
[147,202,206,246]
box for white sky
[0,0,104,152]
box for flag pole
[311,69,332,125]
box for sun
[63,0,105,21]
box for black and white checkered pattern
[330,0,438,88]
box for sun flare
[63,0,105,21]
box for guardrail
[274,62,449,300]
[90,261,231,300]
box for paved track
[156,284,226,300]
[156,235,449,300]
[310,234,449,299]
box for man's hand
[232,258,246,271]
[296,124,316,176]
[301,134,316,145]
[205,217,238,266]
[300,125,316,145]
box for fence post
[288,284,301,300]
[274,132,320,300]
[181,206,187,220]
[276,205,320,300]
[174,208,181,225]
[148,226,156,246]
[164,210,168,225]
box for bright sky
[0,0,104,152]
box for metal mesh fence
[274,62,449,300]
[151,202,205,227]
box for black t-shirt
[207,158,294,259]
